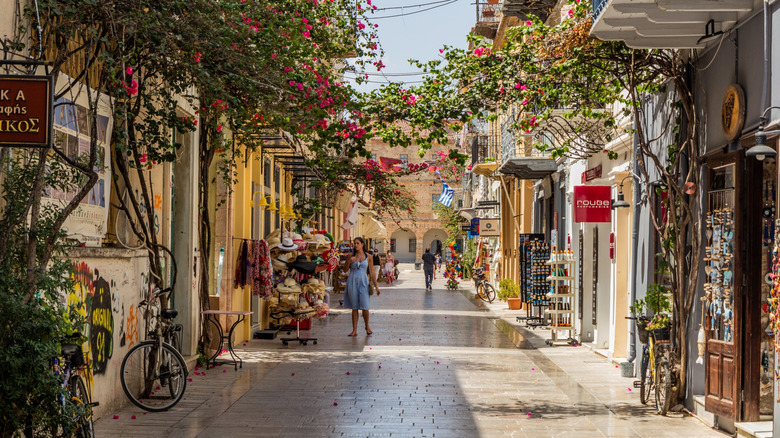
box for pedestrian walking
[384,251,395,283]
[344,237,380,336]
[422,248,436,290]
[371,249,381,283]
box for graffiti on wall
[69,262,114,375]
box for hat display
[272,255,289,271]
[267,237,282,248]
[313,234,331,248]
[265,229,280,241]
[303,233,315,242]
[287,254,317,275]
[277,237,298,251]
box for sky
[345,0,477,93]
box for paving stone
[95,266,725,438]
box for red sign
[609,232,615,259]
[573,185,611,223]
[581,164,602,183]
[0,76,53,147]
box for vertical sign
[0,75,53,147]
[578,230,583,319]
[470,217,480,235]
[592,227,599,326]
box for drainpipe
[627,131,641,364]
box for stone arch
[422,228,447,257]
[390,228,417,262]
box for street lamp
[746,106,780,161]
[612,175,631,209]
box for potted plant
[644,283,672,341]
[498,278,522,310]
[629,298,649,344]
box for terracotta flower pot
[507,297,523,310]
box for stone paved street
[95,265,726,437]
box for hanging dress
[344,257,370,310]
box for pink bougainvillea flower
[131,415,136,419]
[526,20,533,25]
[333,402,338,406]
[345,371,350,375]
[271,53,277,59]
[194,52,202,62]
[291,372,295,376]
[527,413,532,418]
[223,369,227,373]
[126,67,133,75]
[531,368,535,371]
[139,153,148,163]
[568,9,574,17]
[187,378,193,382]
[216,125,223,133]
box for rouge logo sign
[573,185,611,223]
[0,75,53,147]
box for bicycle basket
[652,326,671,342]
[637,324,649,344]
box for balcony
[502,0,557,21]
[474,0,502,40]
[471,133,500,176]
[591,0,750,49]
[497,112,556,180]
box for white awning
[358,214,387,239]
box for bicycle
[632,316,675,415]
[120,287,188,412]
[25,335,97,438]
[473,267,496,303]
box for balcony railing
[474,0,501,39]
[592,0,608,21]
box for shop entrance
[704,153,767,422]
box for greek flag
[438,182,455,207]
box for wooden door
[705,339,737,417]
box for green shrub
[497,278,519,301]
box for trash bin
[415,262,422,270]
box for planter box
[507,297,523,310]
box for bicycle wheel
[639,348,651,405]
[482,282,497,303]
[654,355,673,415]
[121,340,187,412]
[69,375,94,438]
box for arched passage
[423,228,447,256]
[390,228,417,262]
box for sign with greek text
[0,75,53,147]
[573,185,611,223]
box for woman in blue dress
[344,237,380,336]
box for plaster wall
[64,247,150,420]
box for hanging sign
[0,75,53,147]
[581,164,602,183]
[470,217,480,235]
[573,185,611,223]
[481,218,500,237]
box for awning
[358,214,387,239]
[498,157,557,180]
[458,208,477,222]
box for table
[201,310,253,370]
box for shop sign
[609,232,615,260]
[573,185,611,223]
[0,75,53,147]
[581,164,602,184]
[470,217,480,235]
[721,84,745,141]
[481,218,500,237]
[461,225,471,232]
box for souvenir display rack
[545,248,578,346]
[516,234,549,329]
[703,189,735,343]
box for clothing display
[251,239,274,298]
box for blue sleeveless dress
[344,257,370,310]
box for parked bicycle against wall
[630,316,676,415]
[24,334,97,438]
[473,267,496,302]
[120,287,187,412]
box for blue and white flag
[438,182,455,207]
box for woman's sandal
[366,331,373,335]
[348,333,357,337]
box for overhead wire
[373,0,454,11]
[369,0,458,19]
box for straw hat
[277,237,298,251]
[303,233,315,242]
[265,229,280,241]
[267,237,281,248]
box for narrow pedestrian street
[95,266,723,438]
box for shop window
[408,238,416,253]
[400,154,408,163]
[432,193,441,207]
[371,154,377,161]
[456,198,463,209]
[264,208,271,237]
[390,239,396,253]
[263,159,271,187]
[274,165,280,194]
